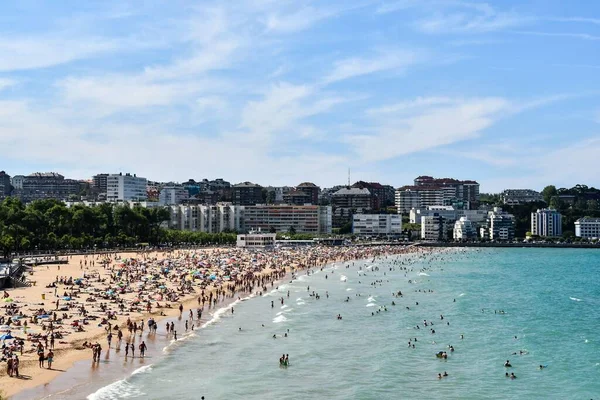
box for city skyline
[1,1,599,192]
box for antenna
[348,168,351,187]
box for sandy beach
[1,245,420,399]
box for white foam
[346,288,353,291]
[367,296,376,303]
[366,303,376,307]
[87,379,144,400]
[418,272,430,276]
[459,293,466,297]
[340,275,347,282]
[131,364,153,376]
[570,297,582,302]
[273,315,288,324]
[281,304,289,309]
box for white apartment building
[395,188,420,214]
[168,204,243,233]
[453,217,475,240]
[352,214,402,236]
[421,214,447,241]
[243,205,332,234]
[531,208,562,237]
[107,173,147,202]
[574,217,600,239]
[480,207,515,240]
[410,206,488,226]
[159,186,189,206]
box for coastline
[2,245,418,399]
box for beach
[1,245,420,399]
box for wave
[273,315,288,324]
[87,378,144,400]
[281,304,289,309]
[340,275,347,282]
[346,288,353,291]
[366,303,377,307]
[418,272,430,276]
[570,297,582,302]
[367,296,376,303]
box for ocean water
[31,248,600,399]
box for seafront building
[352,214,402,236]
[236,232,276,247]
[531,208,562,237]
[502,189,543,205]
[106,173,148,202]
[331,187,373,228]
[479,207,515,240]
[574,217,600,239]
[453,217,475,240]
[13,172,81,202]
[421,214,448,241]
[243,204,332,234]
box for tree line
[0,198,236,258]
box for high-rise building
[480,207,515,240]
[106,173,147,202]
[0,171,11,199]
[243,204,332,234]
[414,176,480,205]
[10,175,24,190]
[395,186,444,214]
[421,214,448,241]
[92,173,109,194]
[331,187,373,228]
[232,182,263,206]
[531,208,562,237]
[295,182,320,204]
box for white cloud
[324,49,420,84]
[348,97,509,162]
[0,78,17,91]
[265,6,335,33]
[366,96,455,115]
[512,30,600,41]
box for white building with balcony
[159,186,189,206]
[352,214,402,236]
[453,217,475,240]
[531,208,562,237]
[107,173,147,202]
[574,217,600,239]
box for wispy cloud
[511,30,600,41]
[323,49,421,84]
[0,78,17,91]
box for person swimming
[504,360,512,367]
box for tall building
[352,214,402,236]
[331,187,373,228]
[107,173,147,202]
[232,182,263,206]
[168,204,242,233]
[531,208,562,237]
[453,217,475,240]
[395,186,444,214]
[10,175,24,190]
[159,186,189,206]
[575,217,600,239]
[413,176,480,206]
[243,204,332,234]
[480,207,515,240]
[351,181,385,210]
[17,172,81,202]
[421,214,447,241]
[92,173,109,194]
[0,171,11,199]
[295,182,320,205]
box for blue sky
[1,0,599,192]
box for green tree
[541,185,557,204]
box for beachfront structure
[106,173,147,202]
[13,172,81,202]
[421,214,448,241]
[480,207,515,241]
[236,232,276,247]
[531,208,562,237]
[232,182,263,206]
[243,204,332,234]
[352,214,402,236]
[0,171,11,199]
[331,187,373,228]
[502,189,543,205]
[453,217,475,240]
[168,204,243,233]
[159,186,189,206]
[574,217,600,239]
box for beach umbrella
[3,298,13,302]
[63,296,72,301]
[0,333,13,340]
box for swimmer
[504,360,512,368]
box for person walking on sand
[125,342,129,357]
[139,341,147,357]
[130,342,135,358]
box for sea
[17,248,600,400]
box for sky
[0,0,599,192]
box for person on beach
[38,351,45,368]
[47,350,54,369]
[125,342,129,357]
[130,343,135,358]
[139,341,147,357]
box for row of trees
[0,198,236,258]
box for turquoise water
[59,249,600,399]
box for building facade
[106,173,148,202]
[159,186,189,206]
[414,176,480,205]
[531,208,562,237]
[243,204,332,234]
[575,217,600,239]
[92,174,109,194]
[236,232,276,248]
[0,171,11,199]
[352,214,402,236]
[395,186,444,214]
[480,207,515,240]
[331,187,373,228]
[502,189,543,205]
[16,172,81,202]
[453,217,475,240]
[421,214,447,241]
[232,182,263,206]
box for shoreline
[3,245,419,399]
